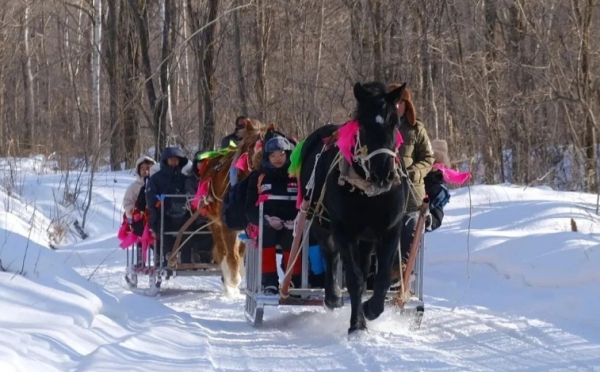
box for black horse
[298,82,408,334]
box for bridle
[336,119,403,196]
[351,130,398,182]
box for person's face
[167,157,180,167]
[196,161,202,170]
[235,118,247,131]
[268,151,287,168]
[395,100,406,118]
[139,162,151,176]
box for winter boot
[262,247,278,295]
[262,273,279,295]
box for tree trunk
[232,0,248,117]
[347,0,365,80]
[483,0,501,184]
[369,0,383,81]
[157,0,172,153]
[254,0,269,119]
[128,0,163,158]
[92,0,102,154]
[107,0,120,170]
[574,0,596,192]
[201,0,219,150]
[22,1,35,151]
[122,0,139,167]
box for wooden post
[397,198,429,307]
[280,199,309,298]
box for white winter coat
[122,155,156,218]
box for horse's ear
[353,82,367,103]
[267,123,276,131]
[245,119,255,131]
[386,82,406,105]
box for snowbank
[427,184,600,288]
[0,186,124,371]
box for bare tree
[21,0,35,150]
[232,0,248,117]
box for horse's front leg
[321,235,342,310]
[334,230,366,334]
[363,227,401,321]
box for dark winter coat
[220,131,242,149]
[244,168,298,226]
[245,138,297,247]
[146,147,190,233]
[424,169,446,231]
[136,176,149,213]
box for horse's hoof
[362,299,381,321]
[347,324,368,336]
[324,295,343,310]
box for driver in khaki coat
[387,84,434,284]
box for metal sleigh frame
[244,195,425,329]
[124,194,220,296]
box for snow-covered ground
[1,159,599,371]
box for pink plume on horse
[256,194,270,206]
[434,164,471,185]
[192,179,211,209]
[235,153,249,171]
[336,120,359,164]
[117,222,129,241]
[247,223,259,240]
[141,224,153,261]
[296,177,303,210]
[337,121,404,164]
[119,232,140,249]
[395,130,403,151]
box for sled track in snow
[148,277,600,371]
[67,254,600,371]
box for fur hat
[431,139,451,168]
[387,84,417,126]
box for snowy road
[57,232,600,372]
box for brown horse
[192,119,273,294]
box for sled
[243,195,425,330]
[124,194,218,296]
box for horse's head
[235,119,274,174]
[351,81,405,190]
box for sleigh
[123,194,218,296]
[244,195,426,330]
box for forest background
[0,0,598,191]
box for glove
[264,215,283,230]
[283,220,295,230]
